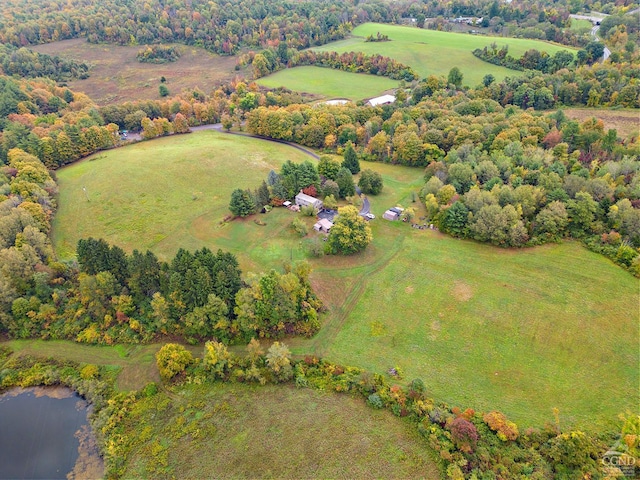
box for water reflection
[0,387,104,480]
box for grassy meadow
[561,107,640,140]
[121,383,441,479]
[52,131,315,271]
[31,39,241,105]
[312,23,576,86]
[313,233,638,432]
[256,66,398,101]
[51,133,638,433]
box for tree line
[0,0,358,55]
[248,48,418,82]
[1,157,322,345]
[0,44,90,81]
[4,344,634,480]
[472,44,577,73]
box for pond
[0,386,104,479]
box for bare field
[562,108,640,140]
[32,39,242,105]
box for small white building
[295,191,323,210]
[313,218,333,233]
[367,94,396,107]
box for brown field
[32,39,243,105]
[562,108,640,140]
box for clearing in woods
[31,39,242,105]
[312,23,577,86]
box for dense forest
[0,0,636,55]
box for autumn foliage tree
[156,343,193,382]
[326,205,372,255]
[483,411,520,441]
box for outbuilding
[367,94,396,107]
[383,207,403,221]
[313,218,333,233]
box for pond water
[0,387,104,479]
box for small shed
[383,207,403,221]
[283,201,292,207]
[313,218,333,233]
[295,191,323,210]
[383,210,399,221]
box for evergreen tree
[255,180,271,208]
[267,170,280,186]
[448,67,463,88]
[336,167,355,198]
[440,201,469,237]
[229,189,256,217]
[341,142,360,174]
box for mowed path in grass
[256,66,398,100]
[122,384,441,479]
[319,228,639,432]
[52,131,314,270]
[313,23,576,86]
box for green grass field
[121,383,440,478]
[256,66,398,101]
[313,23,576,86]
[569,18,593,32]
[313,233,638,432]
[52,131,315,271]
[51,135,638,433]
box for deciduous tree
[358,169,383,195]
[326,205,372,255]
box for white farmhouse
[295,191,323,210]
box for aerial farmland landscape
[0,0,638,479]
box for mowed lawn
[320,231,639,432]
[569,18,594,32]
[256,66,398,101]
[52,131,314,269]
[313,23,576,86]
[121,383,441,479]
